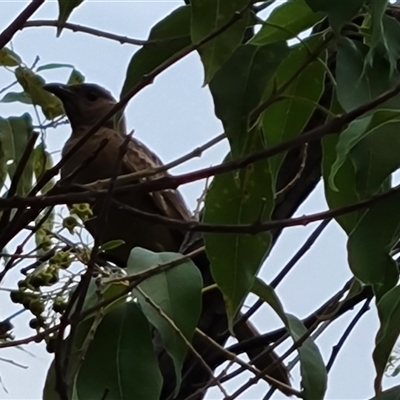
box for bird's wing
[120,136,193,222]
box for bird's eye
[86,90,99,101]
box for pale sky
[0,1,399,399]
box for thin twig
[326,297,372,372]
[86,132,226,190]
[1,74,398,220]
[0,325,60,349]
[222,280,353,371]
[22,20,151,46]
[238,219,331,326]
[195,328,300,397]
[0,206,53,282]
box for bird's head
[43,83,126,134]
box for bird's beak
[43,83,74,99]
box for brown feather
[44,82,291,398]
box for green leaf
[67,69,85,85]
[32,143,54,193]
[323,133,360,232]
[127,248,202,394]
[369,385,400,400]
[366,0,390,66]
[209,41,290,157]
[379,15,400,75]
[191,0,250,83]
[0,114,35,196]
[347,191,400,298]
[286,315,327,400]
[252,278,327,400]
[99,239,125,252]
[373,285,400,394]
[0,140,6,191]
[250,0,325,46]
[322,92,361,232]
[36,63,75,71]
[350,114,400,198]
[75,302,162,400]
[0,48,22,66]
[204,132,274,326]
[45,281,128,399]
[77,278,128,320]
[15,67,64,119]
[205,42,291,321]
[0,118,15,163]
[262,35,327,179]
[328,114,373,192]
[56,0,84,36]
[305,0,364,32]
[120,6,191,100]
[328,110,400,199]
[336,37,400,113]
[35,209,54,255]
[0,91,32,105]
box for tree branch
[0,0,45,49]
[22,20,150,46]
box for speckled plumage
[44,82,290,399]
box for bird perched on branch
[44,82,290,398]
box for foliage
[2,0,400,399]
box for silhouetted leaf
[191,0,250,83]
[127,248,202,394]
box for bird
[44,82,290,398]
